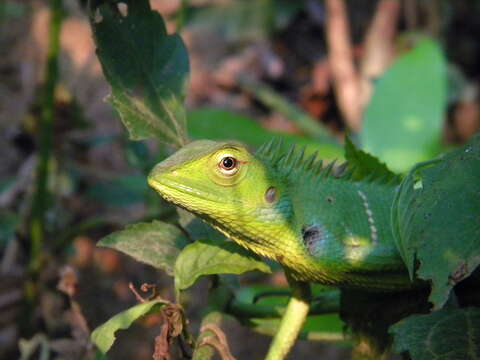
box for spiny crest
[255,138,400,185]
[255,138,338,180]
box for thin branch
[359,0,400,108]
[192,280,232,360]
[404,0,418,31]
[228,289,340,318]
[238,76,335,141]
[325,0,362,131]
[29,0,64,273]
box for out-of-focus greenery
[360,38,447,173]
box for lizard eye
[218,156,238,175]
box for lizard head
[148,139,295,258]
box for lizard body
[148,139,412,291]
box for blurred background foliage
[0,0,479,359]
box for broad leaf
[91,0,189,147]
[360,39,447,172]
[392,133,480,308]
[91,300,165,354]
[98,221,190,275]
[391,307,480,360]
[344,135,398,183]
[174,238,271,291]
[188,108,344,160]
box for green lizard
[148,139,413,291]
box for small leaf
[360,38,447,172]
[392,133,480,308]
[99,221,190,275]
[391,307,480,360]
[174,238,271,291]
[344,135,398,182]
[91,300,165,354]
[90,0,189,147]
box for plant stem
[29,0,63,272]
[265,274,311,360]
[252,325,345,343]
[228,289,339,318]
[238,76,335,141]
[325,0,362,131]
[176,0,188,31]
[192,278,232,360]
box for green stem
[260,0,274,36]
[176,0,188,31]
[228,289,339,318]
[253,325,345,342]
[192,278,232,360]
[265,275,311,360]
[29,0,63,273]
[238,76,335,141]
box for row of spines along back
[255,138,400,185]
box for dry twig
[325,0,361,131]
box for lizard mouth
[148,175,223,205]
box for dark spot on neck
[326,196,334,204]
[265,186,277,203]
[301,224,322,255]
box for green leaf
[174,238,271,291]
[90,0,189,147]
[91,300,165,354]
[392,133,480,308]
[360,39,447,172]
[344,135,398,183]
[391,307,480,360]
[176,208,224,241]
[188,108,344,160]
[86,175,147,207]
[98,220,190,275]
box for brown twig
[153,304,185,360]
[198,324,236,360]
[128,282,147,303]
[359,0,400,108]
[423,0,441,37]
[325,0,362,131]
[404,0,418,31]
[128,282,160,303]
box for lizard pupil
[221,157,236,170]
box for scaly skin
[148,139,413,291]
